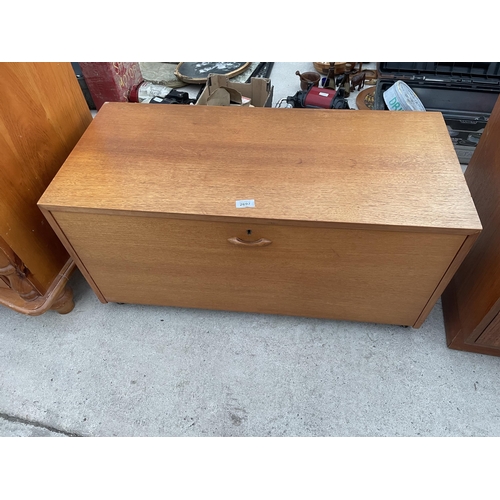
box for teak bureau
[0,63,92,316]
[38,103,482,327]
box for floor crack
[0,412,83,437]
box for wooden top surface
[39,103,481,232]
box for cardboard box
[206,86,251,107]
[196,74,273,107]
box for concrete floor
[1,63,499,437]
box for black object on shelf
[148,89,196,105]
[71,62,96,110]
[374,62,500,164]
[245,62,274,83]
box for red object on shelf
[127,81,144,103]
[79,62,143,110]
[303,86,338,108]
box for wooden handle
[228,237,272,247]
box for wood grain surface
[39,103,481,234]
[38,205,107,303]
[475,313,500,348]
[442,95,500,353]
[0,62,92,292]
[413,232,479,328]
[52,211,465,326]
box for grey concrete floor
[1,63,499,437]
[2,268,500,437]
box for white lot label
[319,92,330,97]
[236,199,255,208]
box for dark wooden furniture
[39,104,481,327]
[0,63,92,315]
[442,96,500,355]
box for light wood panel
[39,104,481,234]
[38,205,107,303]
[0,62,92,292]
[413,232,479,328]
[52,212,465,326]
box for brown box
[39,104,481,328]
[205,87,251,107]
[196,74,273,107]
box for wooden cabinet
[0,63,92,315]
[39,104,481,327]
[442,96,500,355]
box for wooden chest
[38,103,481,327]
